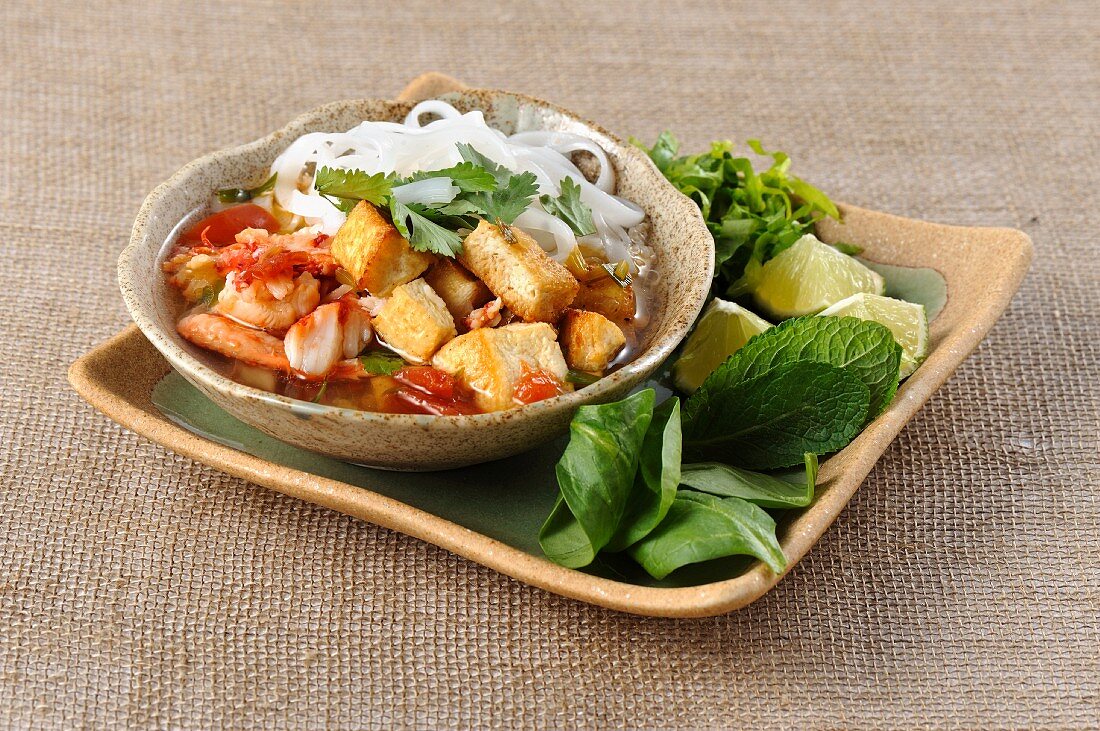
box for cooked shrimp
[465,297,503,330]
[177,312,290,371]
[215,271,320,332]
[284,298,373,378]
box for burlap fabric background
[1,1,1096,728]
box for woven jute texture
[2,1,1097,728]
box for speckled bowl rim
[118,89,713,430]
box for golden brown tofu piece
[372,278,456,364]
[571,275,636,323]
[330,201,433,296]
[559,309,627,373]
[458,220,579,323]
[422,258,493,322]
[432,323,570,412]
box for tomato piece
[513,368,566,404]
[394,366,457,400]
[392,387,480,416]
[181,204,279,245]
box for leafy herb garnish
[628,491,787,578]
[313,147,542,256]
[388,198,465,256]
[680,453,818,510]
[314,167,393,206]
[683,360,869,469]
[540,177,596,237]
[539,389,655,568]
[632,133,839,295]
[703,315,903,419]
[217,173,277,204]
[400,161,496,193]
[359,352,405,376]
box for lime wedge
[752,234,885,319]
[672,299,773,393]
[819,292,929,378]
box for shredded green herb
[632,133,840,296]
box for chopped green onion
[602,261,633,288]
[217,173,277,204]
[566,369,600,386]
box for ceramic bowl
[118,89,714,470]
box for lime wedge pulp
[819,292,929,378]
[752,234,885,320]
[672,298,773,393]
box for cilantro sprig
[312,143,575,257]
[541,177,596,237]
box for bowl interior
[120,89,713,422]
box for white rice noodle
[269,101,646,264]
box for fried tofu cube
[458,220,579,323]
[559,309,627,373]
[571,276,636,323]
[422,258,493,322]
[432,323,570,412]
[330,201,433,296]
[372,278,456,363]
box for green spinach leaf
[607,398,682,551]
[680,452,818,509]
[539,389,656,568]
[628,491,787,578]
[683,360,869,469]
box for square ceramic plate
[68,73,1031,617]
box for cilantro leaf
[313,167,393,205]
[540,176,597,236]
[455,143,540,226]
[475,170,539,226]
[400,161,496,193]
[456,142,510,184]
[682,360,870,469]
[389,198,464,256]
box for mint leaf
[539,389,655,568]
[683,360,869,469]
[627,491,787,579]
[359,352,404,376]
[313,167,393,205]
[708,315,902,417]
[401,161,496,193]
[540,177,597,237]
[606,398,681,551]
[680,452,818,509]
[389,198,464,256]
